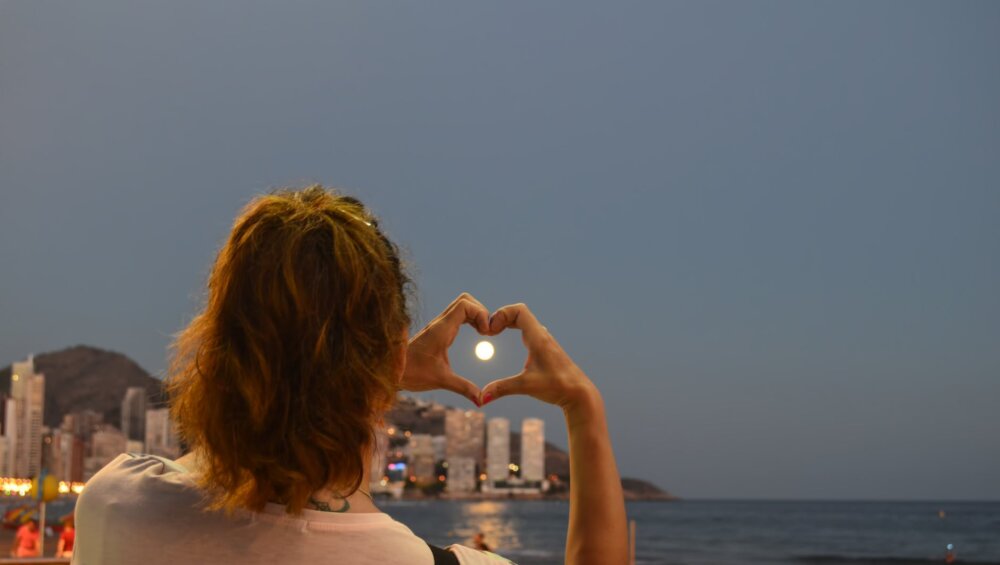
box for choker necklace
[308,489,374,513]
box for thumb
[481,374,527,406]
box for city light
[0,477,86,497]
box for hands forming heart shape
[401,293,597,411]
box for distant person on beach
[472,532,491,551]
[11,518,40,558]
[57,516,75,558]
[73,186,627,565]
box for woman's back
[73,453,500,565]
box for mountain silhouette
[0,345,167,429]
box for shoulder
[85,452,193,486]
[77,453,203,523]
[82,453,189,497]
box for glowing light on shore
[475,341,495,361]
[0,477,85,496]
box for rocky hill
[0,345,167,429]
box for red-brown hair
[167,186,410,515]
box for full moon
[475,341,495,361]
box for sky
[1,1,998,500]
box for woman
[73,186,626,564]
[56,516,75,558]
[10,518,40,558]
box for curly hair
[166,185,411,515]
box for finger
[488,303,548,344]
[480,374,527,405]
[445,295,490,335]
[466,293,490,335]
[438,372,484,407]
[459,293,493,334]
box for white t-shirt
[72,453,512,565]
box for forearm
[563,389,628,565]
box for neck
[309,447,378,513]
[180,447,379,512]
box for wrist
[561,382,604,426]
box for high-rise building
[407,433,436,485]
[11,356,45,478]
[43,429,59,478]
[432,436,447,463]
[61,409,104,443]
[0,395,12,436]
[1,397,17,476]
[121,387,147,445]
[0,436,8,477]
[520,418,545,483]
[444,409,484,467]
[57,432,85,483]
[144,408,179,459]
[486,417,510,486]
[447,456,477,494]
[85,425,127,481]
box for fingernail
[481,391,493,406]
[471,394,481,408]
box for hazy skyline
[1,1,998,499]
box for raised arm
[481,304,628,565]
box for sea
[4,498,998,564]
[382,499,1000,565]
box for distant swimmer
[473,532,491,551]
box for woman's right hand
[479,303,599,411]
[402,293,491,406]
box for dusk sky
[1,1,997,500]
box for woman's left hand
[401,293,491,406]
